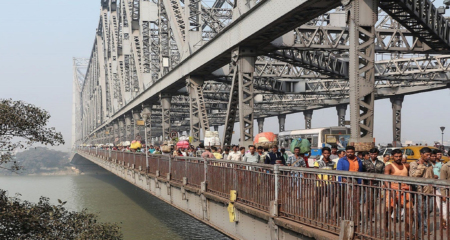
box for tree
[0,99,123,239]
[0,99,65,169]
[0,190,123,239]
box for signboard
[344,121,351,125]
[325,134,350,148]
[136,120,145,126]
[170,131,178,138]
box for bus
[278,126,350,166]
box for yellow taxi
[400,146,449,163]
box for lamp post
[441,126,446,150]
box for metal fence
[78,148,450,239]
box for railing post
[274,164,279,203]
[167,155,172,180]
[201,158,207,192]
[269,164,280,240]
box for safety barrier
[79,148,450,239]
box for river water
[0,166,230,240]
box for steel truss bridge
[73,0,450,150]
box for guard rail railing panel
[77,148,450,239]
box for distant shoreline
[0,167,81,176]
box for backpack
[300,138,311,154]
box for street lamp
[441,126,446,149]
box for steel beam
[303,110,313,129]
[257,118,265,133]
[390,95,404,147]
[278,114,286,133]
[188,76,210,145]
[336,104,347,127]
[348,0,377,151]
[160,94,172,140]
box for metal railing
[78,148,450,239]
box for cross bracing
[73,0,450,150]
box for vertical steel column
[336,104,348,127]
[390,95,404,147]
[222,47,256,147]
[303,110,313,129]
[113,121,119,146]
[278,114,286,132]
[257,118,265,133]
[239,47,256,147]
[160,93,172,140]
[133,112,141,140]
[188,76,210,146]
[118,119,125,143]
[142,105,152,169]
[348,0,377,151]
[125,114,133,141]
[142,105,152,143]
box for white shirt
[227,151,242,161]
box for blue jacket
[336,156,363,183]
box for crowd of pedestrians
[98,142,450,236]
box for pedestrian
[336,146,363,183]
[362,148,385,175]
[240,146,246,156]
[154,147,162,154]
[384,149,411,239]
[383,154,391,165]
[201,148,215,159]
[409,147,434,235]
[287,147,307,167]
[439,157,450,229]
[227,145,242,161]
[243,145,260,163]
[222,147,230,160]
[434,149,444,162]
[362,151,370,161]
[336,150,346,163]
[265,145,285,165]
[313,147,336,219]
[149,145,155,154]
[357,152,363,160]
[212,147,223,160]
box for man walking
[384,149,411,239]
[313,147,336,219]
[362,148,385,220]
[287,147,307,167]
[227,145,242,161]
[362,148,385,176]
[336,146,364,182]
[243,145,260,163]
[265,145,285,165]
[410,147,434,235]
[439,156,450,229]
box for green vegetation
[0,190,123,239]
[0,99,123,239]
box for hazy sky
[1,1,449,152]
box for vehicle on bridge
[401,146,449,163]
[278,127,350,166]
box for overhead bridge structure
[72,0,450,149]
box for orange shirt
[348,158,359,172]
